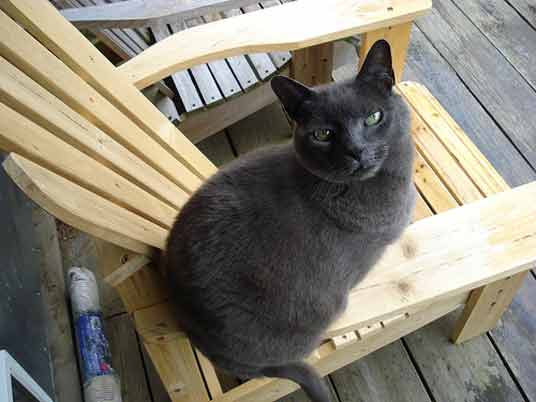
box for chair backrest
[0,0,217,255]
[0,0,430,256]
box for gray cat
[165,40,416,402]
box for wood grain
[414,0,536,172]
[1,0,217,180]
[105,314,153,402]
[330,341,431,402]
[117,0,432,89]
[61,0,266,29]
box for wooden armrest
[60,0,267,30]
[117,0,431,89]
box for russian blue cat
[164,40,416,402]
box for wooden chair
[1,0,535,401]
[55,0,299,144]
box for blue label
[75,312,114,383]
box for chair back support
[0,0,219,254]
[0,0,431,255]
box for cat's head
[271,40,410,183]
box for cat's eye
[365,111,383,127]
[312,129,333,142]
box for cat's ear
[357,39,395,95]
[271,75,315,121]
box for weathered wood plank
[184,17,241,99]
[151,23,203,113]
[330,341,432,402]
[414,0,536,171]
[404,311,525,402]
[105,313,153,402]
[33,208,83,402]
[503,0,536,31]
[490,273,536,401]
[0,166,55,398]
[404,27,536,187]
[180,75,284,144]
[201,12,258,91]
[450,0,536,92]
[61,0,267,29]
[172,20,224,106]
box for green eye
[365,111,383,127]
[312,129,333,142]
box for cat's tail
[261,362,331,402]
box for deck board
[415,0,536,172]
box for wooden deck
[42,1,536,401]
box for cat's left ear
[357,39,395,95]
[271,75,315,121]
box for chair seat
[84,81,534,402]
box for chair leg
[451,271,528,344]
[291,42,334,86]
[359,22,412,83]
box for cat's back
[166,143,310,269]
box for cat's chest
[311,176,415,239]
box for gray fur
[165,40,416,402]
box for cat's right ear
[271,76,314,121]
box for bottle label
[75,312,114,383]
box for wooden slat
[183,17,241,99]
[97,241,169,314]
[413,150,458,213]
[150,23,203,113]
[0,102,177,229]
[117,0,432,89]
[103,255,151,287]
[201,12,258,91]
[144,337,210,402]
[125,180,536,343]
[410,109,482,204]
[211,294,464,402]
[0,9,204,194]
[222,8,277,81]
[179,71,286,143]
[134,302,182,343]
[1,0,216,180]
[3,154,165,253]
[399,81,509,195]
[106,314,153,402]
[61,0,267,29]
[359,22,412,83]
[173,19,224,106]
[291,42,334,86]
[195,349,224,399]
[0,56,187,212]
[412,192,433,221]
[398,82,528,343]
[249,2,292,68]
[326,180,536,337]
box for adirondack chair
[1,1,536,401]
[55,0,301,144]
